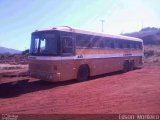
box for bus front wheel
[77,65,90,82]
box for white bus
[28,26,143,82]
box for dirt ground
[0,63,160,116]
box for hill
[123,27,160,45]
[123,27,160,63]
[0,46,21,54]
[0,48,28,65]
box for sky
[0,0,160,50]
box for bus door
[60,33,76,81]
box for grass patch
[144,45,160,63]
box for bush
[22,49,29,55]
[144,50,154,57]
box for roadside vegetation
[144,45,160,63]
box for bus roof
[34,26,143,42]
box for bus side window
[99,37,105,48]
[114,39,119,49]
[134,43,137,49]
[118,40,123,49]
[110,39,115,48]
[91,36,102,48]
[138,42,142,49]
[62,37,74,55]
[126,41,130,49]
[104,38,109,48]
[136,42,141,49]
[76,34,91,48]
[130,42,135,49]
[123,41,128,49]
[104,38,113,48]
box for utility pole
[141,21,144,30]
[100,19,105,32]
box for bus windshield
[30,32,59,56]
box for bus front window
[30,32,59,56]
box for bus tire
[129,60,135,71]
[77,65,89,82]
[123,60,129,72]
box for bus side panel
[133,56,143,67]
[75,48,143,77]
[83,57,123,76]
[80,56,142,77]
[60,59,77,81]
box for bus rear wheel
[123,60,129,72]
[129,60,135,71]
[77,65,89,82]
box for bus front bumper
[28,71,61,82]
